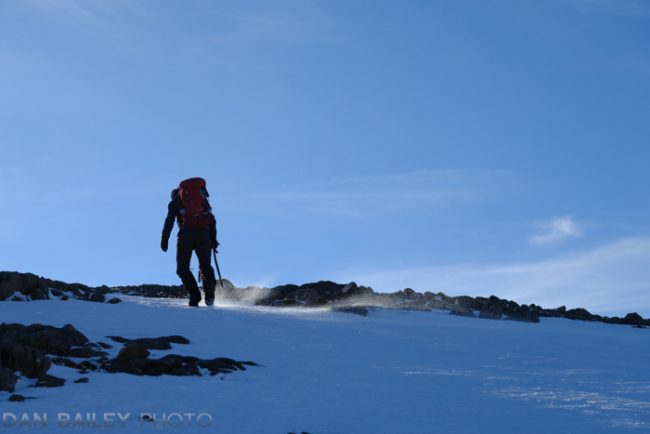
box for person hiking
[161,177,218,307]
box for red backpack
[178,177,212,229]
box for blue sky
[1,0,649,314]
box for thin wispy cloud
[332,237,650,316]
[250,169,517,216]
[529,216,582,245]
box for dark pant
[176,230,216,302]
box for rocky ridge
[0,271,121,304]
[120,278,650,327]
[1,271,648,327]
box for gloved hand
[211,239,219,250]
[161,238,168,252]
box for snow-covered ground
[1,297,649,433]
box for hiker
[161,177,219,307]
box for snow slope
[1,297,649,433]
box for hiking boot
[189,296,201,307]
[204,290,215,306]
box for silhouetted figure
[161,178,218,306]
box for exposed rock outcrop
[32,374,66,388]
[0,342,51,378]
[0,323,256,398]
[102,335,255,377]
[0,271,122,304]
[107,335,190,350]
[8,394,32,402]
[104,352,255,377]
[0,322,107,392]
[0,367,18,393]
[2,271,648,328]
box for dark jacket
[162,196,217,245]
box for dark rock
[41,277,91,295]
[449,304,475,317]
[111,284,187,299]
[540,306,566,317]
[107,335,190,350]
[0,272,49,301]
[67,346,108,358]
[0,366,18,392]
[341,282,358,295]
[0,323,88,357]
[162,335,190,344]
[341,282,373,298]
[505,305,540,323]
[8,394,32,402]
[0,286,14,301]
[421,291,438,307]
[88,293,106,303]
[331,306,369,316]
[116,343,150,361]
[0,342,51,378]
[197,358,255,375]
[624,312,643,326]
[82,360,100,370]
[74,377,89,384]
[255,281,374,307]
[104,351,256,377]
[105,353,198,376]
[452,296,483,311]
[102,331,253,378]
[32,374,65,388]
[29,288,49,300]
[502,300,521,316]
[50,357,80,369]
[403,288,416,299]
[0,272,123,303]
[50,356,97,372]
[479,296,507,320]
[150,354,201,376]
[304,289,331,306]
[603,316,626,325]
[564,308,595,321]
[258,284,299,306]
[4,272,647,330]
[422,296,447,310]
[51,357,100,373]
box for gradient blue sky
[1,0,649,314]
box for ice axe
[213,248,223,288]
